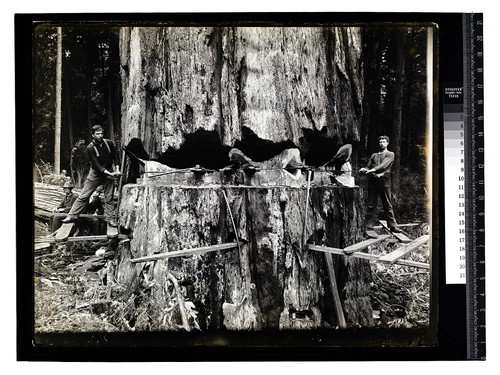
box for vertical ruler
[463,13,485,360]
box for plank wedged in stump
[68,234,129,242]
[308,244,343,253]
[377,235,429,264]
[342,235,391,254]
[35,234,129,244]
[308,244,430,270]
[129,242,238,263]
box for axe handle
[115,149,126,224]
[302,170,312,249]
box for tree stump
[112,169,373,331]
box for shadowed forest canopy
[34,25,121,171]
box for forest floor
[33,220,430,334]
[368,223,430,328]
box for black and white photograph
[30,20,435,349]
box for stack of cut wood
[34,182,80,211]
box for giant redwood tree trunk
[112,26,374,331]
[120,27,363,160]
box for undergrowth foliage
[396,167,429,224]
[369,224,430,328]
[35,241,203,333]
[34,226,430,333]
[34,181,430,333]
[34,161,69,186]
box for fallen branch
[166,272,190,332]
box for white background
[1,0,498,373]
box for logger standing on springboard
[62,125,121,228]
[359,135,402,236]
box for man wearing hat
[62,125,120,227]
[49,181,78,232]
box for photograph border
[18,12,466,361]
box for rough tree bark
[113,178,372,330]
[112,26,374,331]
[120,27,363,156]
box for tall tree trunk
[107,74,115,143]
[85,78,92,137]
[54,27,62,174]
[120,27,363,154]
[401,29,414,166]
[63,63,73,154]
[387,28,406,205]
[113,27,373,330]
[361,29,383,160]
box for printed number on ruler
[459,119,466,280]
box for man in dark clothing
[80,187,106,235]
[49,181,78,232]
[359,135,402,233]
[62,125,120,227]
[86,187,105,216]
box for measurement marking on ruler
[463,12,486,360]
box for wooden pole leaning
[324,252,347,328]
[115,148,127,225]
[221,188,241,254]
[301,170,312,252]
